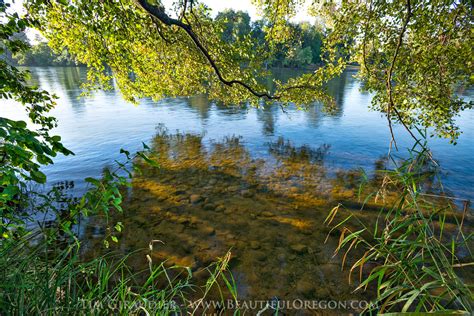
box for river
[2,66,473,309]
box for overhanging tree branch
[136,0,278,100]
[385,0,419,149]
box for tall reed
[0,229,237,315]
[326,142,472,314]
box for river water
[3,67,473,200]
[2,66,473,311]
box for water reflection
[4,66,472,204]
[84,129,386,302]
[187,94,211,120]
[326,70,349,117]
[27,66,86,107]
[256,105,278,136]
[6,62,467,306]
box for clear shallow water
[2,67,473,307]
[2,67,473,200]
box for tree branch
[362,0,374,76]
[386,0,419,150]
[136,0,278,100]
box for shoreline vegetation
[1,0,472,314]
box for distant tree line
[9,34,79,66]
[216,9,324,68]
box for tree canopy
[24,0,473,141]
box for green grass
[0,229,238,315]
[326,143,473,314]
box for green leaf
[30,170,46,183]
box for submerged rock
[227,185,240,192]
[177,217,190,225]
[314,286,331,299]
[249,241,261,250]
[189,217,198,227]
[215,205,226,212]
[289,186,299,193]
[203,203,216,211]
[277,253,286,263]
[240,189,254,198]
[296,279,315,297]
[189,194,203,204]
[290,244,308,254]
[225,233,236,240]
[200,226,215,236]
[252,250,267,261]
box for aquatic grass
[0,229,237,315]
[325,141,473,314]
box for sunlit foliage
[0,7,73,236]
[25,0,472,141]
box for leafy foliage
[216,10,323,68]
[1,5,73,237]
[309,0,473,141]
[25,0,333,106]
[2,1,473,314]
[216,9,252,44]
[284,46,312,67]
[26,0,473,140]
